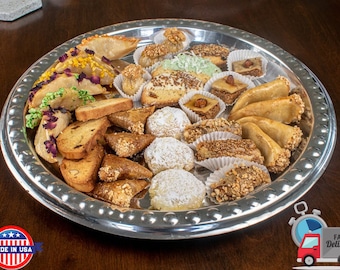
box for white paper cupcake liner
[203,71,256,105]
[113,70,152,102]
[151,28,193,52]
[205,158,270,203]
[133,45,173,68]
[178,90,226,123]
[227,49,268,80]
[195,156,241,172]
[190,131,241,150]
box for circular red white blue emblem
[0,225,42,270]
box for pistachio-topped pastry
[152,52,222,83]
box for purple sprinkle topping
[90,75,100,84]
[71,47,80,56]
[44,136,57,157]
[59,53,68,62]
[64,68,73,77]
[85,48,95,55]
[77,72,86,82]
[101,56,111,65]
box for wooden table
[0,0,339,269]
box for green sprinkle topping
[161,52,222,76]
[25,108,43,129]
[25,86,95,129]
[40,88,65,108]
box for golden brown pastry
[162,27,187,53]
[98,154,153,182]
[210,164,271,203]
[210,74,248,105]
[195,139,264,164]
[183,118,242,144]
[232,57,263,77]
[241,122,291,173]
[60,144,105,193]
[78,34,140,60]
[91,179,149,208]
[184,93,220,120]
[105,132,155,157]
[189,43,230,68]
[228,94,305,124]
[107,106,155,134]
[230,76,290,114]
[120,64,146,96]
[236,116,303,151]
[138,43,169,67]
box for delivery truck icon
[289,201,340,266]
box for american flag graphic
[0,226,35,270]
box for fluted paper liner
[179,90,226,123]
[189,131,241,150]
[227,49,268,80]
[152,28,193,52]
[133,45,173,68]
[205,158,270,203]
[203,71,255,106]
[114,70,152,102]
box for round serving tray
[0,19,336,240]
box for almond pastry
[108,106,155,134]
[98,154,153,182]
[105,132,155,157]
[91,179,149,208]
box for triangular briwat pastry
[105,132,155,157]
[98,154,153,182]
[91,179,149,208]
[107,105,155,134]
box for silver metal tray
[0,19,336,240]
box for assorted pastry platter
[0,19,336,239]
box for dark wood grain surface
[0,1,339,269]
